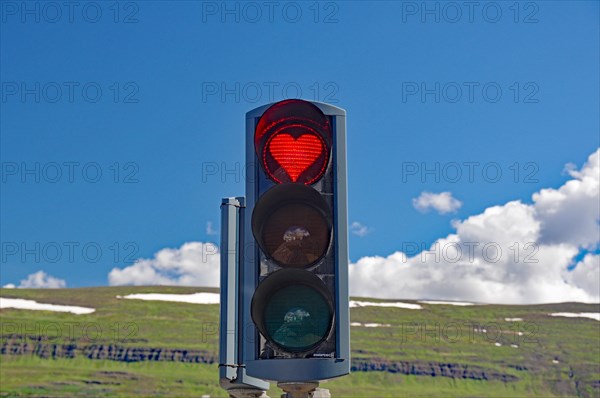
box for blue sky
[1,1,599,295]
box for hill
[1,286,599,397]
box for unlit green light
[264,285,331,351]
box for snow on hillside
[116,292,220,304]
[0,298,95,314]
[419,300,476,306]
[349,300,422,309]
[549,312,600,321]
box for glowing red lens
[255,100,332,185]
[266,131,326,183]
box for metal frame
[242,101,350,382]
[219,197,270,392]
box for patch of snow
[117,292,220,304]
[418,300,475,306]
[349,300,422,310]
[364,323,391,328]
[510,344,519,348]
[505,318,523,322]
[350,322,391,328]
[517,332,524,336]
[494,342,502,347]
[548,312,600,321]
[552,359,559,364]
[0,297,94,315]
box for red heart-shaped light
[268,133,324,182]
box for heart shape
[268,133,324,182]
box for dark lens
[251,269,335,353]
[264,284,332,351]
[252,184,332,268]
[262,203,329,267]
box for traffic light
[242,99,350,382]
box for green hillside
[1,286,598,397]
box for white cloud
[351,149,600,304]
[206,221,218,236]
[350,221,371,237]
[562,162,577,176]
[5,271,67,289]
[108,242,220,287]
[533,151,599,249]
[566,254,600,299]
[413,191,462,214]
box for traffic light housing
[242,100,350,382]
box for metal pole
[228,388,271,398]
[220,197,270,398]
[278,382,331,398]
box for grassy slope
[1,286,598,397]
